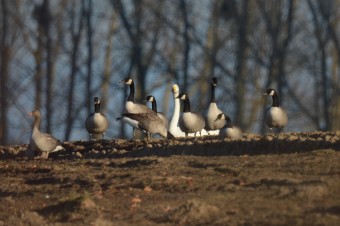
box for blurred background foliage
[1,0,340,144]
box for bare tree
[257,0,296,133]
[85,0,93,114]
[64,1,85,140]
[0,0,10,144]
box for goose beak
[262,93,268,96]
[27,112,33,116]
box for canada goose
[216,113,242,139]
[206,77,225,133]
[263,88,288,132]
[120,76,153,114]
[120,76,153,139]
[145,95,169,129]
[116,112,175,140]
[177,93,206,137]
[169,84,210,137]
[28,110,65,159]
[85,97,109,140]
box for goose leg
[102,133,105,139]
[41,152,49,159]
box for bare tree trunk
[101,12,117,112]
[258,0,295,133]
[33,36,43,111]
[197,0,219,110]
[39,0,54,133]
[180,0,190,92]
[85,0,93,114]
[0,0,9,144]
[317,1,340,130]
[64,2,85,140]
[234,0,250,129]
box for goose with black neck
[263,88,288,132]
[85,97,109,140]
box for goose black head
[211,77,218,86]
[263,88,277,96]
[145,95,155,102]
[177,93,187,100]
[94,97,100,104]
[215,113,229,121]
[216,113,232,125]
[120,76,133,85]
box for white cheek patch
[269,90,275,96]
[126,79,132,85]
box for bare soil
[0,132,340,226]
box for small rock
[144,186,153,193]
[75,152,83,158]
[168,199,220,225]
[264,135,274,141]
[81,198,97,209]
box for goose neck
[127,81,135,102]
[226,118,232,128]
[183,98,191,112]
[94,103,101,113]
[170,94,181,130]
[151,100,158,113]
[271,94,279,107]
[210,84,216,103]
[33,116,41,132]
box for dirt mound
[1,131,340,159]
[0,131,339,225]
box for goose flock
[28,76,288,158]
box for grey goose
[263,88,288,132]
[85,97,109,140]
[145,95,169,129]
[216,113,242,139]
[206,77,225,132]
[177,93,206,137]
[116,112,175,140]
[28,110,64,159]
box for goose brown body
[145,95,169,129]
[116,112,174,140]
[29,110,64,158]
